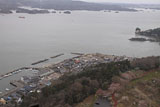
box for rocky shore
[129,37,156,42]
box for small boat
[19,16,25,19]
[4,74,8,78]
[0,92,2,94]
[17,70,22,72]
[6,88,9,91]
[7,73,12,76]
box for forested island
[135,27,160,42]
[129,27,160,42]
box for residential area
[0,53,133,106]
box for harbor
[0,53,67,81]
[0,67,34,80]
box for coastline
[0,53,133,98]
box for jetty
[31,59,49,65]
[71,52,84,55]
[50,53,64,59]
[0,67,33,80]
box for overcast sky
[80,0,160,4]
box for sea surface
[0,9,160,92]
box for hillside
[17,56,160,107]
[111,69,160,107]
[1,55,160,107]
[19,61,131,107]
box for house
[21,76,31,83]
[0,98,6,105]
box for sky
[80,0,160,4]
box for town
[0,53,133,106]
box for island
[16,8,50,14]
[129,27,160,42]
[135,27,160,42]
[52,11,56,13]
[63,11,71,14]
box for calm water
[0,9,160,92]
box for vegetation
[20,60,130,107]
[20,56,160,107]
[115,70,160,107]
[131,56,160,70]
[138,28,160,41]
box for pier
[50,53,64,59]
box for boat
[7,73,12,76]
[5,88,9,91]
[19,16,25,19]
[4,74,8,78]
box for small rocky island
[63,11,71,14]
[129,27,160,42]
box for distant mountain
[0,0,136,11]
